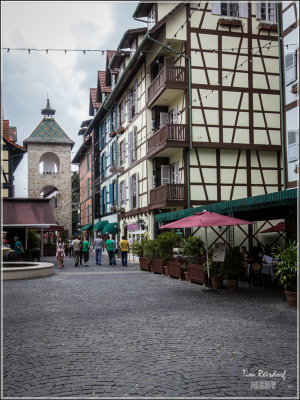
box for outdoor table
[261,263,276,281]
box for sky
[1,1,142,197]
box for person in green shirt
[105,235,115,266]
[82,237,90,267]
[14,236,24,261]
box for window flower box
[119,207,125,214]
[109,131,116,138]
[118,166,124,173]
[117,127,125,135]
[109,166,116,173]
[258,22,277,31]
[291,83,298,94]
[219,18,242,27]
[110,205,117,212]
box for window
[170,162,179,184]
[101,187,107,214]
[148,5,156,30]
[130,38,137,59]
[87,154,90,171]
[168,106,178,124]
[119,60,125,76]
[119,140,125,165]
[161,165,170,185]
[128,84,138,121]
[87,204,90,224]
[128,126,137,164]
[287,130,298,162]
[120,180,126,204]
[221,2,239,17]
[100,153,106,179]
[86,177,90,197]
[110,142,116,167]
[118,100,125,127]
[129,173,139,209]
[285,53,297,86]
[256,2,276,22]
[212,2,248,18]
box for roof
[23,117,75,148]
[98,70,111,93]
[132,3,154,18]
[2,119,26,153]
[3,198,58,227]
[155,189,298,223]
[89,88,101,116]
[118,28,148,49]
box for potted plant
[143,239,159,272]
[273,241,297,307]
[219,18,242,27]
[131,240,150,272]
[181,262,189,282]
[209,260,223,290]
[291,82,298,94]
[223,247,244,291]
[156,231,182,276]
[182,236,207,285]
[119,207,125,214]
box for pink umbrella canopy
[159,211,253,229]
[260,221,286,233]
[159,211,253,280]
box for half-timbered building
[1,119,26,198]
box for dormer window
[148,5,156,30]
[119,60,125,76]
[130,38,137,59]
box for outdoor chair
[250,262,264,288]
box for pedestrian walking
[68,238,73,258]
[105,235,115,266]
[93,235,104,265]
[79,237,83,265]
[119,236,130,267]
[112,235,117,265]
[56,238,65,269]
[13,236,24,261]
[72,236,81,267]
[82,236,90,267]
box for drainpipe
[277,2,287,190]
[147,35,192,209]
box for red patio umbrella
[260,221,286,233]
[159,211,253,279]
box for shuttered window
[212,2,248,18]
[285,53,296,86]
[120,180,126,204]
[161,165,170,185]
[129,173,139,209]
[287,130,298,162]
[256,2,276,22]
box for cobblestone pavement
[2,252,298,399]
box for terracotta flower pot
[211,276,222,290]
[184,271,190,282]
[226,279,238,291]
[164,265,169,276]
[285,290,297,307]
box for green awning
[102,222,119,234]
[155,189,298,223]
[93,220,109,231]
[80,224,93,232]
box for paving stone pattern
[3,253,298,398]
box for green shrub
[27,230,41,250]
[156,230,182,265]
[223,247,244,280]
[143,239,159,265]
[131,240,145,258]
[181,235,205,264]
[273,240,298,291]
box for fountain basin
[2,262,54,280]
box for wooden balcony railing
[148,66,187,105]
[148,124,188,153]
[150,184,185,205]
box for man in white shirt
[93,235,104,265]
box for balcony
[147,124,189,157]
[149,183,186,210]
[148,66,187,107]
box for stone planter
[139,257,150,272]
[188,263,207,285]
[151,257,164,274]
[285,290,297,307]
[168,260,185,280]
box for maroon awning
[3,198,58,227]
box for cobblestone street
[2,253,298,398]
